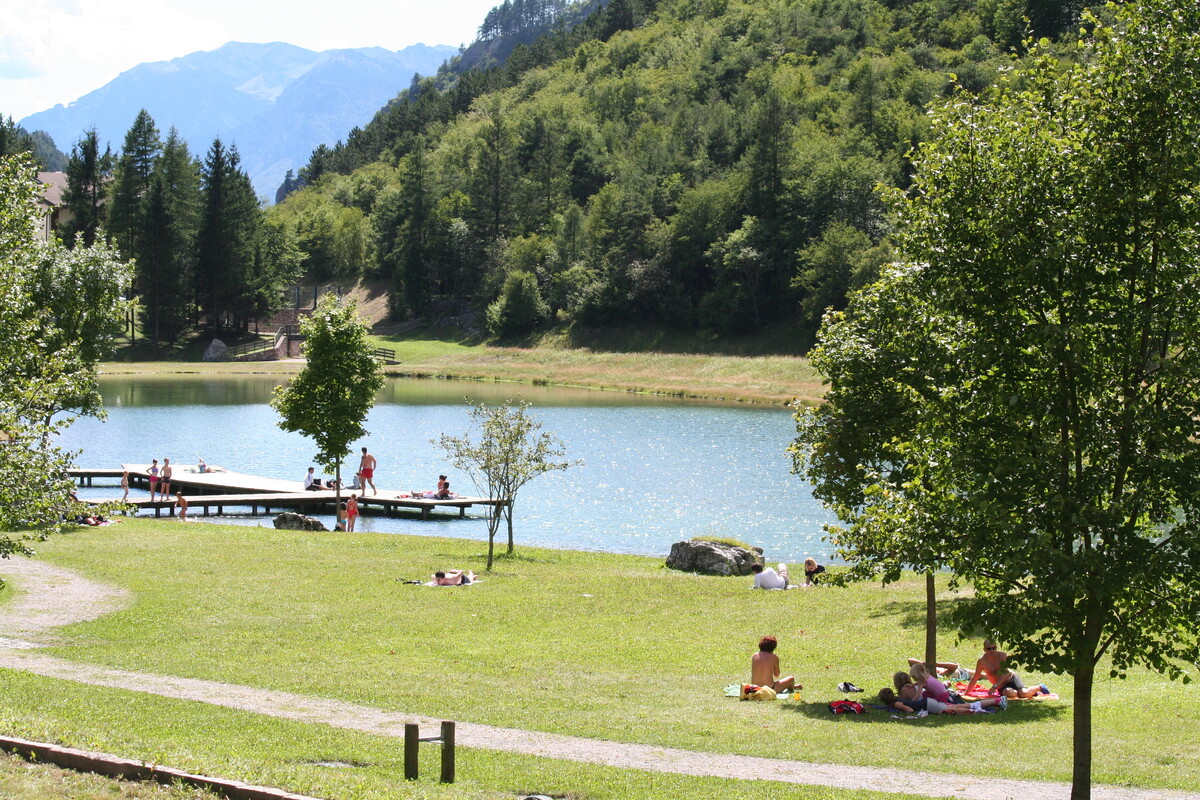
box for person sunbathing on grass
[964,639,1048,699]
[880,684,1007,715]
[434,569,475,585]
[907,657,972,680]
[910,662,964,705]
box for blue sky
[1,0,500,120]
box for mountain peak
[19,41,456,199]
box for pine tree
[108,110,161,265]
[140,129,200,347]
[195,139,260,333]
[62,128,112,248]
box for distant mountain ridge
[19,41,457,199]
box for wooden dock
[70,466,505,521]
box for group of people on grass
[750,558,825,589]
[748,635,1049,716]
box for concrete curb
[0,734,323,800]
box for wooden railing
[226,337,275,361]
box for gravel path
[0,557,1193,800]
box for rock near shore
[665,540,763,576]
[202,338,228,361]
[273,512,327,531]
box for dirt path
[0,557,1192,800]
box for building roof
[37,171,68,207]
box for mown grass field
[1,519,1196,799]
[102,326,826,406]
[0,749,219,800]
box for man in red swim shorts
[358,446,377,496]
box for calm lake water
[60,376,836,562]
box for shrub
[486,270,550,338]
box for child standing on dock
[160,458,173,500]
[148,459,160,501]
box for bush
[486,270,550,338]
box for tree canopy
[271,293,385,506]
[793,3,1200,797]
[438,400,575,569]
[0,154,132,575]
[275,0,1081,338]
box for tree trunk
[334,460,342,529]
[1071,659,1095,800]
[486,508,499,570]
[925,572,937,675]
[506,502,514,554]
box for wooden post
[404,723,419,780]
[439,721,455,783]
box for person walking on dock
[160,458,173,500]
[358,447,377,496]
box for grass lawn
[0,672,929,800]
[1,519,1196,798]
[0,749,219,800]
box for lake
[59,375,836,562]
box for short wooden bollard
[403,721,455,784]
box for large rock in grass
[202,338,228,361]
[273,512,327,531]
[666,540,763,576]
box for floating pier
[70,466,504,521]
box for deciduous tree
[0,155,132,574]
[271,293,384,512]
[794,5,1200,798]
[437,401,575,569]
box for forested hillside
[0,116,67,171]
[274,0,1086,339]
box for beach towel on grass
[954,681,1058,700]
[723,683,793,700]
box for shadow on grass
[870,596,987,638]
[780,699,1067,725]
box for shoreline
[98,349,826,407]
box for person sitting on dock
[434,569,475,585]
[437,474,448,493]
[197,458,208,473]
[435,481,453,499]
[175,491,188,522]
[303,467,327,490]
